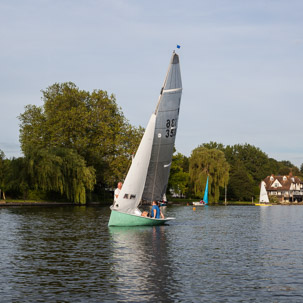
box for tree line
[1,82,302,203]
[168,142,303,202]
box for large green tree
[224,144,270,182]
[167,153,189,197]
[19,82,143,188]
[278,160,300,176]
[227,161,255,201]
[189,147,229,203]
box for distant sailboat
[193,176,209,206]
[255,181,272,206]
[108,51,182,226]
[160,193,168,207]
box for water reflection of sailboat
[109,226,171,302]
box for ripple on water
[1,205,303,302]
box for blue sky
[1,0,303,167]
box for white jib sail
[259,181,269,203]
[112,114,156,215]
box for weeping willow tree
[26,147,96,204]
[189,147,229,203]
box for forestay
[142,52,182,202]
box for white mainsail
[112,114,156,215]
[259,181,269,203]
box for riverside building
[263,174,303,202]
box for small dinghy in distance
[193,176,209,206]
[255,181,272,206]
[160,194,168,207]
[108,51,183,227]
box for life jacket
[151,205,160,218]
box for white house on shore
[263,174,303,202]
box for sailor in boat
[200,200,205,205]
[151,201,161,219]
[141,211,149,217]
[150,201,165,219]
[113,182,122,207]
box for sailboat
[108,51,182,227]
[193,176,209,206]
[160,193,168,207]
[255,181,272,206]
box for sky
[1,0,303,167]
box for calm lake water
[1,205,303,302]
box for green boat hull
[108,209,174,227]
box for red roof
[264,175,302,191]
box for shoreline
[1,200,303,207]
[0,200,75,207]
[169,200,303,206]
[0,199,113,207]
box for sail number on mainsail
[165,119,177,138]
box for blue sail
[203,176,209,204]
